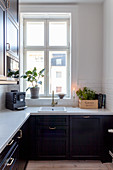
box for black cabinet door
[36,116,69,160]
[7,0,18,23]
[7,12,19,59]
[0,1,6,77]
[29,116,36,160]
[37,137,68,159]
[101,116,113,163]
[19,119,29,170]
[70,116,100,159]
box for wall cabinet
[0,0,6,78]
[0,0,19,83]
[6,12,19,59]
[6,0,18,23]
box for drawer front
[36,116,69,126]
[37,138,68,159]
[37,126,68,137]
[0,144,19,170]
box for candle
[73,88,75,99]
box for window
[56,72,62,78]
[23,14,70,97]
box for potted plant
[21,67,45,99]
[76,87,98,109]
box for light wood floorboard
[26,160,113,170]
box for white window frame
[23,16,71,98]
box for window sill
[25,97,77,107]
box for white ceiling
[19,0,104,4]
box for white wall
[20,3,103,106]
[77,4,103,93]
[102,0,113,111]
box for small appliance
[6,90,26,110]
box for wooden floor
[26,160,113,170]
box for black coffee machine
[6,90,26,110]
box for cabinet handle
[7,139,14,146]
[17,130,22,139]
[6,158,14,166]
[49,127,56,130]
[83,116,90,119]
[108,129,113,133]
[6,43,10,51]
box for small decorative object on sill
[76,87,98,109]
[21,67,45,99]
[58,93,65,99]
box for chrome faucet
[51,90,58,107]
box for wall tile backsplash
[0,85,19,111]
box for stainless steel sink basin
[38,107,67,113]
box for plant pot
[30,87,39,99]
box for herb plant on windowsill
[21,67,45,99]
[76,87,98,109]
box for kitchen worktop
[0,107,113,154]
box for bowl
[58,93,66,99]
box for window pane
[26,51,44,94]
[49,22,67,46]
[49,51,67,94]
[26,22,44,46]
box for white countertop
[0,107,113,154]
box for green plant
[7,70,19,78]
[21,67,45,91]
[76,87,96,100]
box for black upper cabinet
[70,116,101,159]
[0,1,6,78]
[6,0,19,60]
[6,0,19,23]
[7,12,19,59]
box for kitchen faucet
[51,90,58,107]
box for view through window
[23,14,71,97]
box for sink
[38,107,67,113]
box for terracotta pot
[30,87,39,99]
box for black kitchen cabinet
[0,0,6,78]
[0,131,20,170]
[70,116,101,160]
[0,119,29,170]
[19,119,29,170]
[6,12,19,59]
[36,116,69,159]
[6,0,19,23]
[29,116,36,160]
[101,116,113,162]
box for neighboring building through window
[23,13,71,97]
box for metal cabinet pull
[6,43,10,51]
[49,127,56,130]
[83,116,90,119]
[7,139,14,146]
[17,130,22,139]
[6,158,14,166]
[108,129,113,133]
